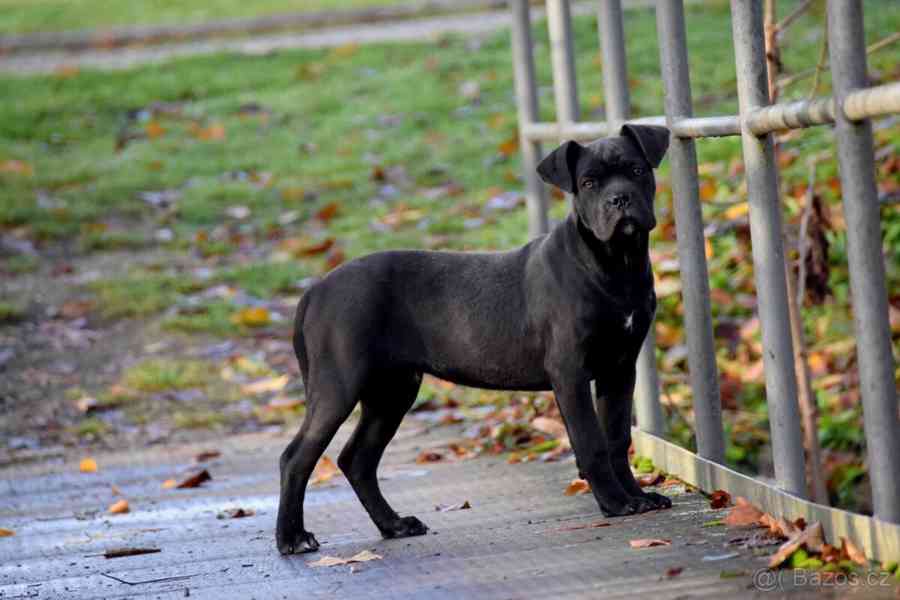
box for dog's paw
[276,529,320,555]
[598,495,641,517]
[380,515,429,539]
[641,491,672,510]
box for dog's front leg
[551,374,643,517]
[595,368,671,512]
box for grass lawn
[1,0,898,511]
[0,0,419,34]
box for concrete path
[0,420,857,599]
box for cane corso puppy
[276,124,672,554]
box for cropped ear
[620,124,670,168]
[536,140,583,193]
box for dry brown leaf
[840,537,867,566]
[108,499,130,515]
[110,484,122,496]
[145,121,165,139]
[415,451,444,464]
[242,375,289,395]
[630,538,671,549]
[192,123,226,141]
[162,479,177,489]
[724,500,763,527]
[315,202,340,223]
[564,478,591,496]
[194,450,221,463]
[0,528,14,537]
[176,470,212,489]
[79,457,98,473]
[308,549,381,568]
[310,456,340,485]
[709,490,732,509]
[665,566,684,578]
[293,238,335,257]
[768,522,824,568]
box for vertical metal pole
[546,0,580,125]
[655,0,724,460]
[826,0,900,524]
[596,0,663,435]
[730,0,806,498]
[511,0,550,238]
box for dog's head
[536,124,669,242]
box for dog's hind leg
[276,371,358,555]
[338,371,427,539]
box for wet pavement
[0,422,867,599]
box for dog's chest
[584,288,655,364]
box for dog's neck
[566,212,652,286]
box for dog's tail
[292,291,312,390]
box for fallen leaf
[194,450,221,462]
[416,451,444,464]
[724,499,763,527]
[217,507,255,519]
[564,479,591,496]
[232,307,270,328]
[0,159,34,176]
[242,375,289,395]
[435,501,471,512]
[315,202,340,223]
[192,122,226,141]
[145,121,165,139]
[630,538,672,549]
[308,549,381,568]
[709,490,732,509]
[635,469,663,487]
[768,522,825,569]
[110,484,122,496]
[723,202,749,220]
[74,396,98,414]
[0,528,14,537]
[80,457,98,473]
[296,238,335,257]
[310,456,340,485]
[108,499,130,515]
[176,470,212,489]
[840,537,867,566]
[665,567,683,577]
[104,547,160,559]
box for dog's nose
[608,193,631,209]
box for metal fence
[509,0,900,560]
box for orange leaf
[724,499,763,527]
[193,123,226,141]
[145,121,165,139]
[415,451,444,464]
[79,458,98,473]
[108,499,130,514]
[629,538,671,549]
[840,537,867,566]
[232,307,270,328]
[315,202,340,223]
[296,238,335,257]
[497,136,519,157]
[310,455,340,485]
[564,478,591,496]
[0,528,14,536]
[699,179,717,201]
[162,479,177,489]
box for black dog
[276,124,672,555]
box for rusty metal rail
[509,0,900,560]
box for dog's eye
[632,166,645,176]
[582,180,595,189]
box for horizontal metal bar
[632,429,900,562]
[844,81,900,121]
[521,82,900,142]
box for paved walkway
[1,420,863,599]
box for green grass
[122,358,213,391]
[90,271,205,318]
[0,0,415,34]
